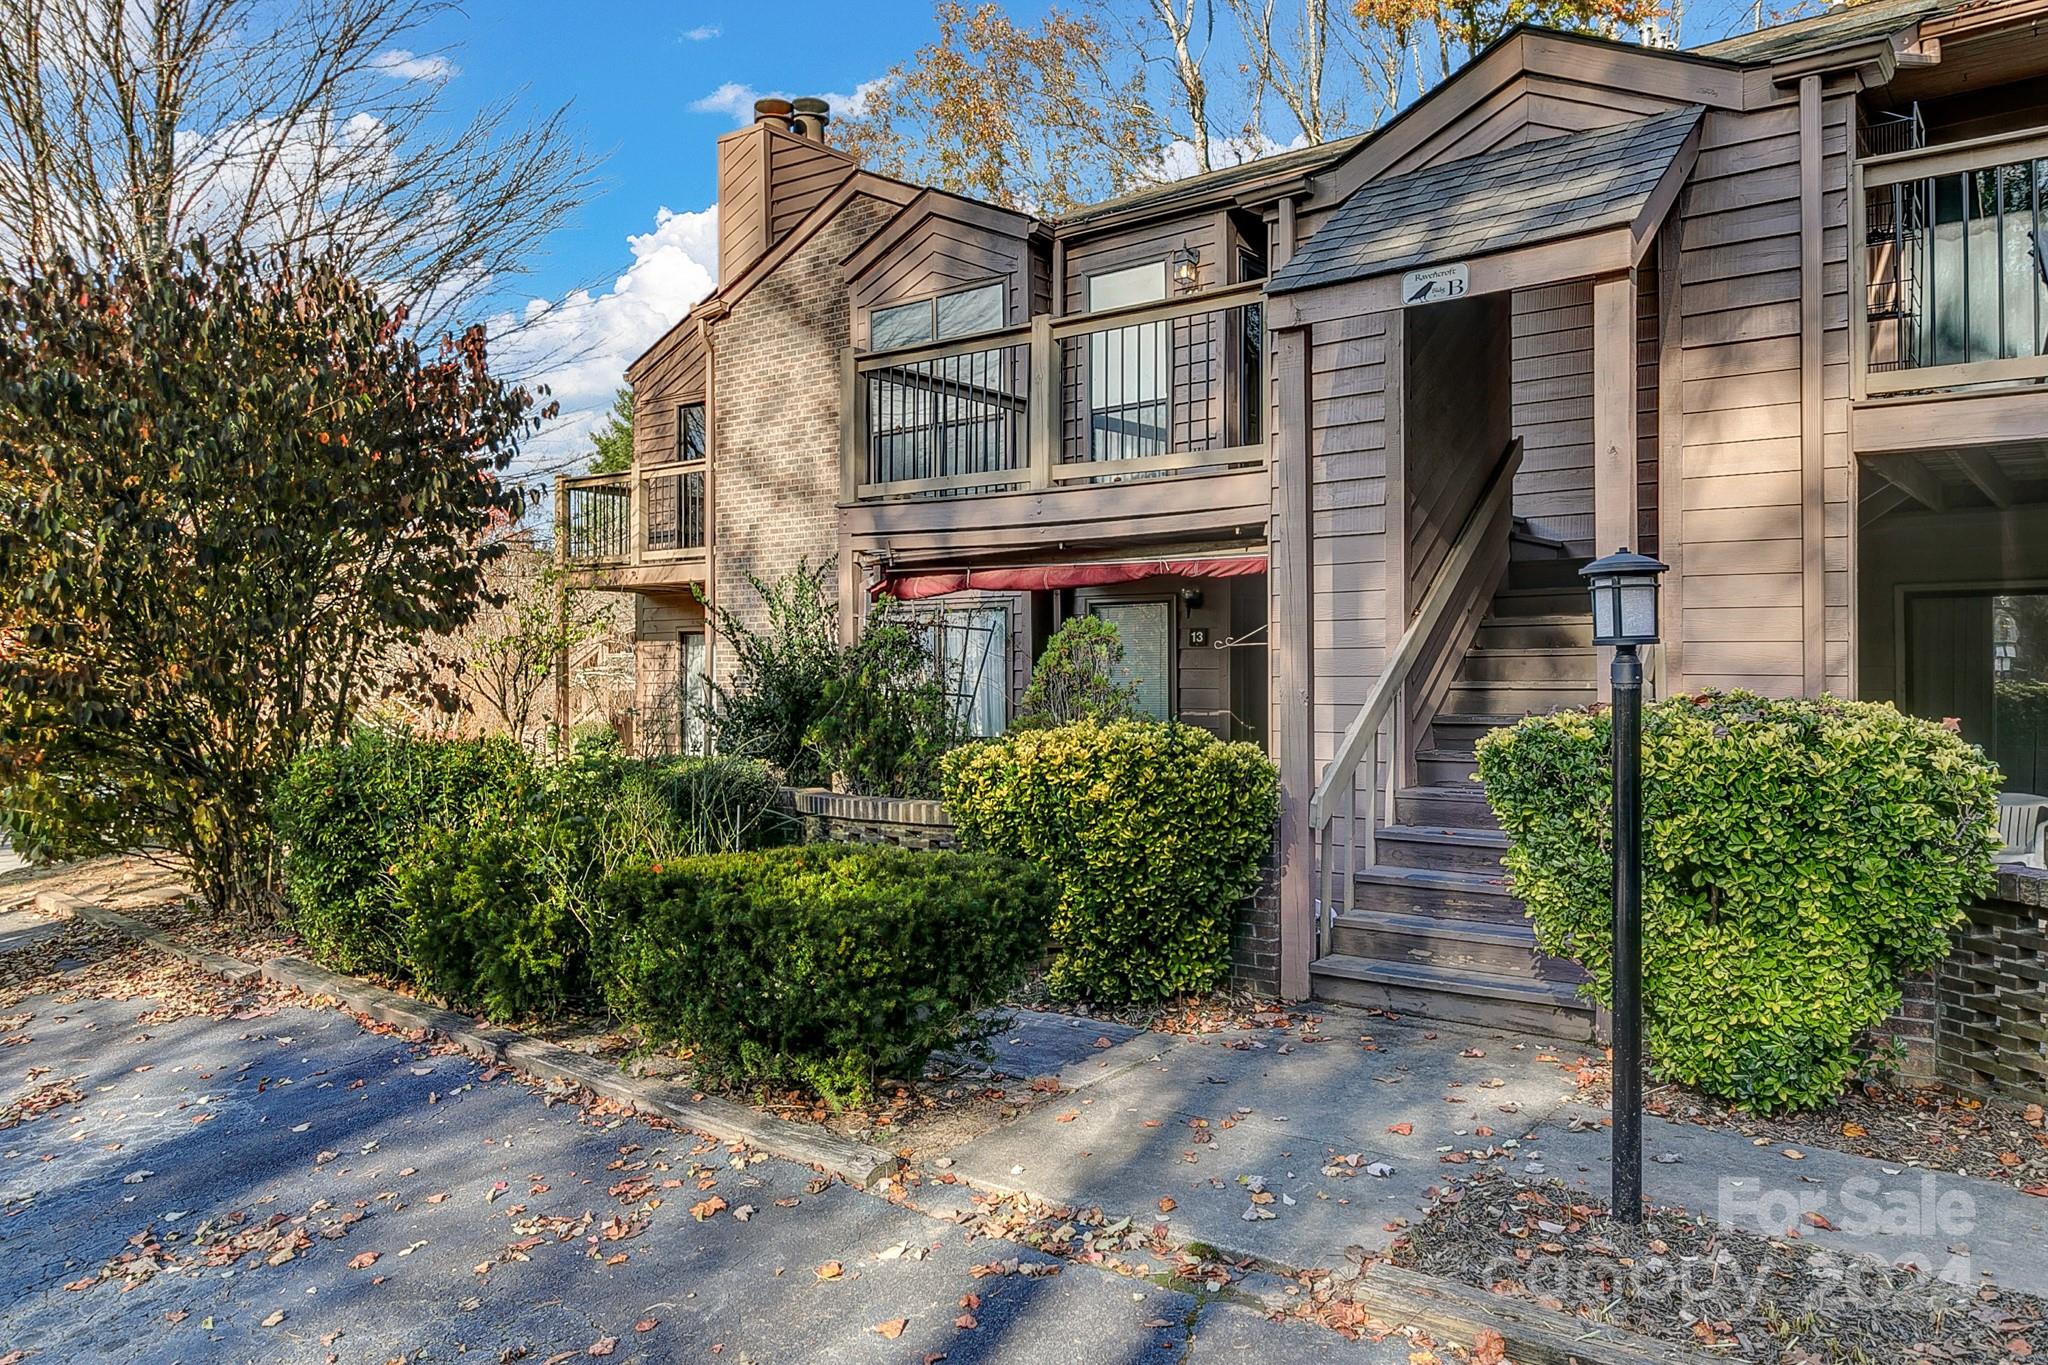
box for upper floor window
[869,281,1005,351]
[1087,260,1167,312]
[676,402,706,462]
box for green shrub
[704,561,839,786]
[942,719,1278,1003]
[1475,691,2000,1111]
[598,845,1048,1106]
[271,729,530,976]
[395,821,590,1020]
[1012,617,1139,730]
[807,603,963,798]
[592,754,796,875]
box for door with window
[1906,590,2048,792]
[1087,599,1173,721]
[679,630,708,757]
[1085,262,1169,462]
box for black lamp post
[1580,547,1667,1226]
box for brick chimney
[715,97,854,286]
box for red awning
[878,555,1266,601]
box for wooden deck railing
[1307,438,1524,958]
[555,464,707,572]
[1855,126,2048,398]
[844,282,1268,504]
[557,471,633,565]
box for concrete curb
[40,894,900,1190]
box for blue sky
[403,1,972,479]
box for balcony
[840,282,1272,565]
[1856,127,2048,399]
[555,461,707,591]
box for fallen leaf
[954,1314,978,1330]
[1470,1327,1508,1365]
[587,1337,617,1357]
[1157,1197,1176,1213]
[635,1319,659,1333]
[1387,1122,1413,1136]
[348,1251,379,1270]
[872,1319,909,1340]
[262,1310,286,1328]
[1841,1121,1868,1138]
[816,1261,844,1280]
[690,1196,727,1221]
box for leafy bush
[1012,617,1139,729]
[704,560,840,786]
[395,821,590,1020]
[808,603,963,798]
[592,754,796,875]
[1475,691,2000,1111]
[599,846,1048,1105]
[271,729,530,976]
[943,719,1278,1003]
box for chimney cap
[752,96,794,120]
[791,96,830,115]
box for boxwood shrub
[598,845,1049,1106]
[271,729,530,976]
[941,719,1279,1004]
[1475,691,1999,1111]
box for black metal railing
[862,342,1030,491]
[643,465,705,552]
[563,478,631,562]
[1058,300,1262,471]
[1865,149,2048,376]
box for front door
[1088,598,1173,720]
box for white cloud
[369,48,459,82]
[490,204,721,484]
[1142,131,1306,186]
[681,25,721,41]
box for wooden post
[1592,272,1639,703]
[1271,325,1314,1001]
[553,476,570,753]
[1798,73,1827,698]
[1028,314,1056,488]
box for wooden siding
[849,210,1033,341]
[1668,96,1853,696]
[768,131,857,243]
[631,323,709,468]
[1060,210,1226,315]
[1509,282,1593,550]
[716,126,770,287]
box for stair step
[1309,953,1596,1039]
[1475,614,1594,651]
[1374,823,1510,875]
[1504,557,1590,591]
[1443,678,1596,717]
[1328,910,1577,977]
[1351,862,1519,919]
[1489,585,1588,618]
[1454,646,1595,685]
[1428,713,1522,755]
[1395,783,1497,830]
[1415,748,1481,786]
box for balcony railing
[559,472,632,564]
[557,463,707,574]
[845,281,1268,503]
[1857,128,2048,397]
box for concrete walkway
[928,1007,2048,1296]
[0,907,1405,1364]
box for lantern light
[1581,548,1668,648]
[1171,243,1202,293]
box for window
[1087,599,1172,721]
[914,604,1010,737]
[676,402,706,462]
[1907,590,2048,793]
[1085,262,1170,461]
[679,630,708,756]
[869,281,1006,351]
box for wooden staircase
[1309,536,1600,1040]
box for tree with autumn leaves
[0,243,544,917]
[838,0,1664,209]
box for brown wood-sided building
[561,4,2048,1036]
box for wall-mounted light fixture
[1172,243,1202,293]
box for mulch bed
[1392,1172,2045,1364]
[1651,1082,2048,1193]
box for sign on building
[1402,263,1470,306]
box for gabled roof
[1692,0,1951,62]
[1269,104,1704,295]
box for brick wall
[1932,870,2048,1101]
[707,195,897,685]
[791,789,958,850]
[1230,857,1283,997]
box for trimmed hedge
[1475,691,2000,1111]
[942,719,1278,1004]
[270,728,529,976]
[598,845,1049,1106]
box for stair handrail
[1305,437,1523,958]
[1308,436,1525,863]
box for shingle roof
[1058,134,1371,227]
[1691,0,1950,61]
[1266,106,1704,297]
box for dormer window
[869,281,1005,351]
[676,402,706,462]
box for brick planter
[788,788,956,850]
[1930,867,2048,1102]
